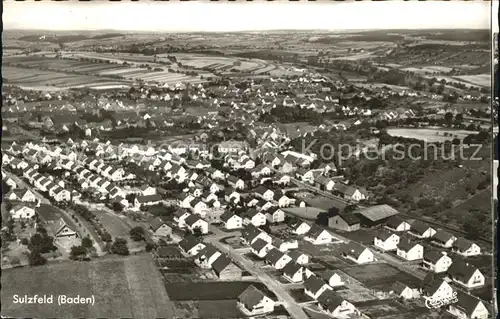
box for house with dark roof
[452,238,481,257]
[212,254,242,280]
[251,238,273,258]
[409,220,436,238]
[178,236,206,256]
[292,221,311,235]
[432,230,457,248]
[185,214,209,234]
[282,262,304,283]
[304,225,334,245]
[421,273,455,301]
[341,242,375,264]
[386,281,420,300]
[237,285,275,316]
[149,217,172,237]
[328,212,360,232]
[423,250,453,273]
[220,211,243,230]
[447,259,485,289]
[317,290,359,318]
[374,230,400,251]
[304,275,332,300]
[288,250,310,265]
[49,218,78,239]
[385,216,411,232]
[396,238,424,261]
[194,244,222,269]
[265,207,285,224]
[241,209,266,227]
[265,248,292,270]
[321,269,345,288]
[448,292,490,319]
[241,224,272,245]
[134,194,162,207]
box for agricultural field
[342,263,421,290]
[165,281,277,301]
[386,128,474,142]
[1,254,175,318]
[170,53,275,74]
[454,74,490,87]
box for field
[171,53,276,74]
[2,66,130,91]
[93,210,145,251]
[173,300,244,319]
[165,281,277,301]
[1,254,175,318]
[342,263,421,290]
[454,74,490,87]
[386,128,473,142]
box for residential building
[452,238,481,257]
[321,270,345,287]
[317,290,359,319]
[304,275,332,300]
[304,225,334,245]
[448,292,489,319]
[328,213,360,232]
[220,211,243,230]
[423,250,453,273]
[265,248,292,270]
[409,220,436,238]
[447,260,485,289]
[341,242,375,264]
[149,217,172,237]
[385,216,411,232]
[397,239,424,261]
[432,230,458,248]
[237,285,275,316]
[283,262,304,283]
[212,254,242,280]
[374,230,400,251]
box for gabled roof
[447,259,480,283]
[421,273,448,295]
[355,204,399,222]
[283,262,302,277]
[376,229,397,241]
[453,292,488,317]
[397,238,421,251]
[307,224,329,238]
[317,290,345,313]
[136,194,162,204]
[411,220,432,235]
[342,242,368,259]
[424,249,448,264]
[212,254,236,275]
[238,285,268,310]
[149,217,168,232]
[251,238,270,252]
[265,247,286,264]
[453,237,476,251]
[336,212,360,226]
[185,214,203,227]
[220,211,238,223]
[433,230,455,244]
[304,275,328,294]
[386,216,408,229]
[179,236,204,252]
[288,250,308,262]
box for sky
[4,1,491,32]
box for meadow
[386,128,473,142]
[1,254,175,318]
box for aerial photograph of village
[1,1,496,319]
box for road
[5,170,104,255]
[206,228,310,319]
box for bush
[111,238,129,256]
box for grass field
[342,263,421,289]
[454,74,490,87]
[386,128,473,142]
[1,254,175,318]
[165,281,277,301]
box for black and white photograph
[1,1,496,319]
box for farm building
[354,204,399,227]
[237,285,275,316]
[328,212,360,232]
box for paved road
[207,236,310,319]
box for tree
[28,251,47,266]
[344,204,359,214]
[81,236,93,249]
[112,202,124,212]
[192,226,203,237]
[70,245,88,261]
[10,257,21,266]
[129,226,145,242]
[111,238,129,255]
[444,112,454,127]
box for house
[304,275,332,300]
[177,193,193,208]
[452,238,481,257]
[253,187,274,201]
[293,221,311,235]
[421,273,455,302]
[241,209,267,227]
[409,220,436,238]
[185,214,209,234]
[190,199,208,216]
[10,204,36,220]
[6,189,37,202]
[140,185,157,196]
[50,218,78,239]
[374,230,400,251]
[385,216,411,232]
[276,194,293,208]
[265,207,285,224]
[387,281,420,300]
[212,254,242,280]
[447,260,485,289]
[317,290,359,319]
[288,250,309,265]
[241,224,272,245]
[227,175,245,190]
[265,248,292,269]
[341,242,375,264]
[397,239,424,261]
[333,183,368,202]
[432,230,457,248]
[328,213,360,232]
[135,194,162,207]
[179,236,206,256]
[304,225,334,245]
[195,244,222,269]
[283,262,304,283]
[220,211,243,230]
[271,237,298,252]
[174,209,191,228]
[314,175,336,191]
[448,292,489,319]
[251,238,273,258]
[321,269,345,287]
[149,217,172,237]
[423,250,453,273]
[237,285,275,316]
[4,176,18,189]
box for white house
[265,248,292,270]
[321,270,345,287]
[317,291,360,319]
[432,230,458,248]
[447,260,485,289]
[388,282,420,300]
[304,225,334,245]
[423,250,453,273]
[448,292,489,319]
[397,240,424,261]
[288,250,309,265]
[283,262,304,283]
[422,274,455,304]
[10,205,36,220]
[179,236,206,256]
[251,238,273,258]
[342,242,375,264]
[293,221,311,235]
[385,216,411,232]
[238,285,275,316]
[220,212,243,230]
[374,231,400,251]
[409,221,436,239]
[304,275,332,300]
[185,214,209,234]
[452,238,482,257]
[242,209,267,227]
[265,207,285,224]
